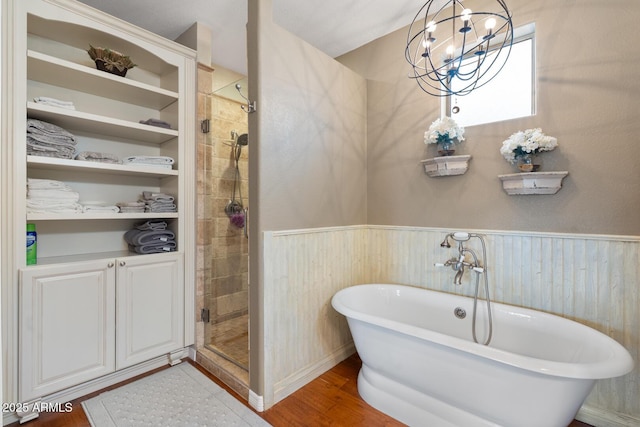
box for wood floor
[8,353,593,427]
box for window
[447,24,535,127]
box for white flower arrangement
[500,128,558,164]
[424,116,465,145]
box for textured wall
[248,0,368,397]
[264,226,640,424]
[337,0,640,236]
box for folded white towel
[75,151,120,164]
[82,204,120,213]
[27,199,83,213]
[27,178,72,190]
[33,96,76,110]
[28,189,80,201]
[122,156,174,165]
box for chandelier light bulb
[461,9,473,22]
[485,17,497,30]
[445,44,455,62]
[426,21,437,33]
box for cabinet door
[115,253,184,369]
[19,260,116,401]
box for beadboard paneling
[263,227,367,404]
[263,225,639,423]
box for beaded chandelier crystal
[405,0,514,97]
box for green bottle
[26,223,37,265]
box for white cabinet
[116,254,184,369]
[19,260,116,401]
[19,253,184,401]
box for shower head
[233,134,248,162]
[440,232,472,248]
[237,133,248,146]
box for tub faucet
[435,233,484,286]
[454,265,465,285]
[435,252,467,285]
[435,232,493,345]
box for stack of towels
[124,220,176,254]
[27,119,77,159]
[140,191,177,213]
[27,178,82,214]
[122,155,174,169]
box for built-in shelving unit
[21,5,190,260]
[2,0,196,422]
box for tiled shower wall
[196,64,249,349]
[263,225,639,424]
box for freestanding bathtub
[331,284,634,427]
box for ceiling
[76,0,428,76]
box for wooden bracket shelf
[498,171,569,195]
[421,155,471,177]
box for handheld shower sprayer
[451,232,470,241]
[440,231,472,248]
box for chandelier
[405,0,514,97]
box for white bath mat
[82,363,270,427]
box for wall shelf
[28,156,178,178]
[498,171,568,195]
[421,155,471,177]
[27,103,178,144]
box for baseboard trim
[272,343,355,405]
[249,390,264,412]
[577,405,640,427]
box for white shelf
[27,50,178,109]
[27,212,179,221]
[29,250,176,267]
[498,171,569,195]
[27,102,178,144]
[27,156,178,178]
[421,155,471,177]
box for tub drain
[454,307,466,319]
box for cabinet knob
[119,261,126,267]
[107,262,114,268]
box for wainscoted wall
[262,227,368,406]
[263,225,639,424]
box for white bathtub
[331,284,634,427]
